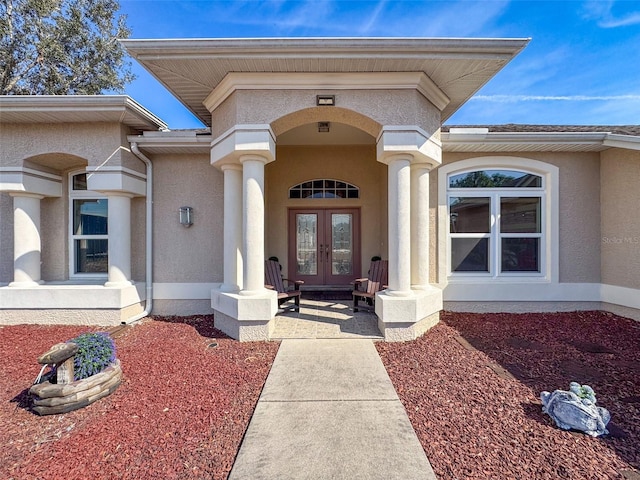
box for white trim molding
[86,165,147,196]
[204,72,450,112]
[443,281,640,316]
[0,283,145,309]
[0,166,62,197]
[601,284,640,310]
[438,156,560,285]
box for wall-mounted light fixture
[316,95,335,106]
[318,122,330,133]
[179,206,193,227]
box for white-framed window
[438,157,559,283]
[69,172,108,278]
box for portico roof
[121,37,529,126]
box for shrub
[68,332,116,381]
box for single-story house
[1,38,638,341]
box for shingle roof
[442,124,640,136]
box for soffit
[0,95,167,132]
[121,37,529,126]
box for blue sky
[118,0,640,129]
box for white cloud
[385,0,511,37]
[581,0,640,27]
[472,94,640,103]
[358,0,388,35]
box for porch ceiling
[121,37,529,126]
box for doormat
[303,290,352,301]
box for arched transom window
[447,168,545,276]
[289,179,359,199]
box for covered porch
[122,37,529,341]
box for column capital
[9,192,45,200]
[100,191,135,199]
[380,153,414,165]
[210,124,276,169]
[220,164,243,172]
[410,161,435,172]
[376,126,442,167]
[239,154,271,165]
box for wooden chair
[352,259,388,312]
[265,259,304,312]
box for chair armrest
[265,284,275,290]
[282,278,305,291]
[352,278,368,291]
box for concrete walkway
[229,339,437,480]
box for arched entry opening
[266,111,384,292]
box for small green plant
[569,381,596,405]
[67,332,116,381]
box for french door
[288,208,361,286]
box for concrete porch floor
[271,299,383,340]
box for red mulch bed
[377,310,640,480]
[0,316,278,480]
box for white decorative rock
[541,387,610,437]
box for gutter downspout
[125,142,153,324]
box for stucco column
[9,193,44,287]
[240,155,268,295]
[411,163,431,289]
[221,165,243,292]
[387,154,412,295]
[105,193,133,287]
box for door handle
[319,244,323,263]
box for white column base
[211,287,278,341]
[375,285,443,341]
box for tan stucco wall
[151,154,224,283]
[0,122,139,169]
[600,148,640,290]
[211,89,441,139]
[438,152,602,283]
[131,197,146,282]
[0,193,12,284]
[266,145,387,278]
[41,195,67,281]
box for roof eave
[120,37,530,58]
[0,95,168,131]
[121,37,530,127]
[442,131,640,152]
